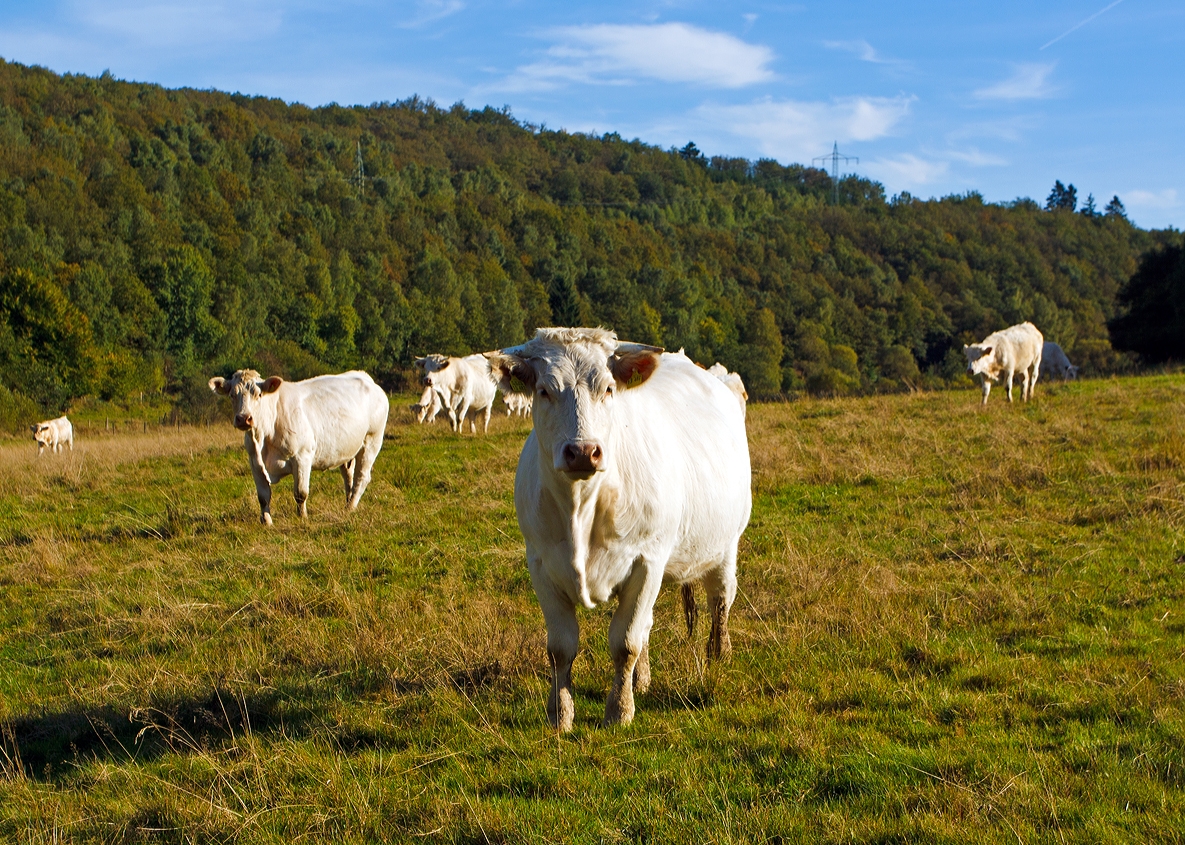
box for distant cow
[708,363,748,418]
[964,322,1044,404]
[1040,341,1079,381]
[31,416,73,456]
[503,392,533,418]
[209,369,388,524]
[411,384,443,423]
[420,354,499,434]
[487,331,751,731]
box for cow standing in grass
[708,363,748,418]
[487,329,751,731]
[209,369,388,524]
[31,416,73,455]
[1040,341,1079,382]
[411,384,443,423]
[963,322,1044,405]
[420,353,499,434]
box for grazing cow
[503,392,533,418]
[208,369,388,524]
[31,416,73,455]
[1040,341,1079,382]
[486,329,752,731]
[421,354,499,434]
[411,384,443,423]
[963,322,1044,404]
[708,363,749,418]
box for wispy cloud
[974,63,1057,101]
[695,95,914,164]
[823,39,896,65]
[494,23,775,93]
[867,154,949,187]
[1041,0,1127,50]
[946,147,1008,167]
[396,0,465,30]
[1123,188,1179,210]
[76,1,282,47]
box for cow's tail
[681,583,698,638]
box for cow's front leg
[980,378,991,405]
[456,399,473,434]
[248,453,273,526]
[1005,372,1015,402]
[293,459,312,519]
[340,459,355,502]
[605,558,664,727]
[531,566,579,732]
[481,403,492,434]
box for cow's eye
[537,388,550,401]
[604,385,615,398]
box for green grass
[1,379,1183,843]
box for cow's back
[276,372,388,469]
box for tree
[1105,195,1127,219]
[739,308,783,398]
[1109,244,1185,363]
[1080,194,1097,217]
[1046,180,1077,212]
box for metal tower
[350,141,368,193]
[813,142,858,206]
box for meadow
[0,376,1183,843]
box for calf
[209,369,388,524]
[31,416,73,455]
[487,330,751,731]
[964,322,1044,404]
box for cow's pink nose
[235,413,253,430]
[562,442,602,473]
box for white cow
[1040,341,1079,381]
[31,416,73,455]
[208,369,388,524]
[410,384,443,423]
[422,354,499,434]
[963,322,1044,405]
[503,392,533,418]
[708,363,748,418]
[486,328,752,731]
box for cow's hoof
[548,689,574,733]
[261,513,273,526]
[603,696,635,727]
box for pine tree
[1104,195,1127,219]
[1046,181,1077,212]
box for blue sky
[0,1,1181,228]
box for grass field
[1,377,1183,843]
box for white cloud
[866,154,948,187]
[695,95,913,164]
[945,147,1008,167]
[496,23,774,92]
[1123,188,1178,210]
[823,40,892,64]
[77,1,282,47]
[974,63,1057,101]
[396,0,465,29]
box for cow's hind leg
[980,378,991,405]
[249,457,273,525]
[340,459,355,503]
[681,583,698,638]
[605,557,664,727]
[481,404,492,434]
[1005,372,1015,403]
[705,546,739,661]
[347,432,383,510]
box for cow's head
[208,369,282,431]
[30,423,50,445]
[486,328,662,480]
[963,344,997,378]
[415,354,450,387]
[1067,364,1080,380]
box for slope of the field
[1,378,1183,842]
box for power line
[813,142,858,206]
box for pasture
[1,376,1183,843]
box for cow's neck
[539,444,615,610]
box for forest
[0,58,1176,420]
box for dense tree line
[0,59,1175,417]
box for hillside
[0,59,1174,415]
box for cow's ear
[414,357,426,369]
[438,359,450,370]
[261,376,283,394]
[982,347,993,357]
[611,344,664,389]
[962,344,969,350]
[29,424,37,433]
[208,376,229,395]
[485,352,536,394]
